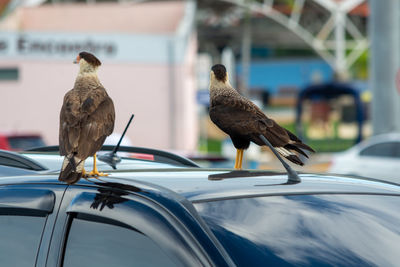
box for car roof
[0,165,39,177]
[2,168,400,203]
[353,132,400,149]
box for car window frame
[49,185,218,267]
[62,212,182,267]
[0,184,67,267]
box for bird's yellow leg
[89,154,109,177]
[238,149,244,170]
[234,149,238,169]
[234,149,242,170]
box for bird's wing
[59,89,84,156]
[77,86,115,159]
[210,93,314,165]
[210,94,290,145]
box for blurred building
[0,1,198,151]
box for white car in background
[329,133,400,184]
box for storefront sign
[0,31,187,63]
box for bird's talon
[88,171,109,177]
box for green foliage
[306,139,354,152]
[198,138,222,154]
[350,50,369,80]
[282,121,356,152]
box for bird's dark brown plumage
[79,51,101,67]
[209,64,314,166]
[59,52,115,183]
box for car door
[46,184,223,267]
[0,184,66,267]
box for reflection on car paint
[90,183,143,211]
[195,194,400,266]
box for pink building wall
[0,1,198,152]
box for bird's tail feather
[285,130,315,153]
[59,155,84,184]
[285,144,309,158]
[275,147,304,166]
[285,132,315,153]
[291,142,315,153]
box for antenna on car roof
[98,114,135,169]
[259,135,301,183]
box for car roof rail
[25,145,200,168]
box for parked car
[0,149,48,176]
[1,146,400,266]
[23,145,199,170]
[0,145,198,176]
[0,133,45,151]
[329,133,400,183]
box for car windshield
[194,194,400,267]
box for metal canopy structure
[7,0,368,79]
[215,0,368,78]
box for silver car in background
[329,133,400,184]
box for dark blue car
[1,147,400,266]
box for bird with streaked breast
[59,51,115,184]
[209,64,314,169]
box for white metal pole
[370,0,400,134]
[240,10,251,97]
[334,10,347,79]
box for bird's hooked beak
[73,55,81,64]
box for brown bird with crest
[209,64,314,169]
[59,52,115,184]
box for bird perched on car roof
[59,51,115,184]
[209,64,314,170]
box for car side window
[359,142,400,158]
[62,215,178,267]
[0,155,29,169]
[0,188,54,267]
[0,215,46,267]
